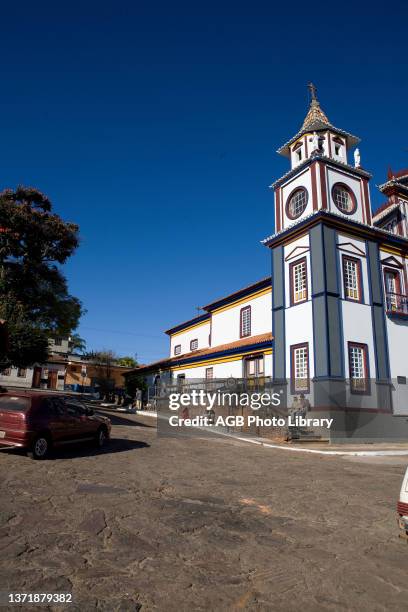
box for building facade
[0,336,132,392]
[126,87,408,439]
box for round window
[332,183,356,214]
[286,188,308,220]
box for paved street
[1,409,407,611]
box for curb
[216,430,408,457]
[136,411,408,457]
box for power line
[80,326,163,339]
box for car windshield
[0,396,31,411]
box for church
[128,85,408,439]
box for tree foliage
[0,186,83,367]
[116,356,137,368]
[69,333,87,354]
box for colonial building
[0,335,132,392]
[126,85,408,438]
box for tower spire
[301,83,331,131]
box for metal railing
[386,292,408,316]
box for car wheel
[28,435,50,460]
[95,427,108,449]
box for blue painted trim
[165,312,211,335]
[365,239,391,381]
[173,340,273,367]
[335,230,346,378]
[312,290,341,298]
[310,227,318,379]
[263,209,408,250]
[271,246,286,381]
[281,247,286,379]
[203,277,272,312]
[374,242,391,380]
[322,225,331,377]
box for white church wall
[210,289,271,347]
[285,301,315,381]
[341,300,376,378]
[171,350,272,381]
[326,168,364,224]
[281,169,313,230]
[386,318,408,381]
[169,320,211,357]
[172,358,243,380]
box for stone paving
[0,409,407,611]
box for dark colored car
[0,391,111,459]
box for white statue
[354,148,361,168]
[311,132,319,152]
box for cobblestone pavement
[0,409,407,611]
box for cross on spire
[307,82,317,101]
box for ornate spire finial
[307,82,317,101]
[301,83,331,131]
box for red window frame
[290,343,310,394]
[285,187,308,220]
[205,367,213,380]
[383,267,402,295]
[342,255,363,303]
[190,338,198,351]
[240,305,251,338]
[348,342,370,394]
[174,344,181,356]
[289,257,308,305]
[331,182,357,215]
[244,355,265,378]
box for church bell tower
[272,83,373,232]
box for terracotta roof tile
[129,332,273,374]
[171,332,272,362]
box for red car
[0,391,111,459]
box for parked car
[0,391,111,459]
[397,466,408,540]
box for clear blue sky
[1,1,407,363]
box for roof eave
[277,125,360,157]
[261,209,408,249]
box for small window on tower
[335,145,340,156]
[348,342,369,393]
[296,149,302,162]
[332,183,356,215]
[290,257,308,305]
[286,188,308,220]
[342,255,362,302]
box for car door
[63,399,94,439]
[42,398,77,443]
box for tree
[0,186,83,366]
[116,356,137,368]
[124,371,147,399]
[81,350,117,400]
[69,333,86,354]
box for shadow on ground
[2,438,150,461]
